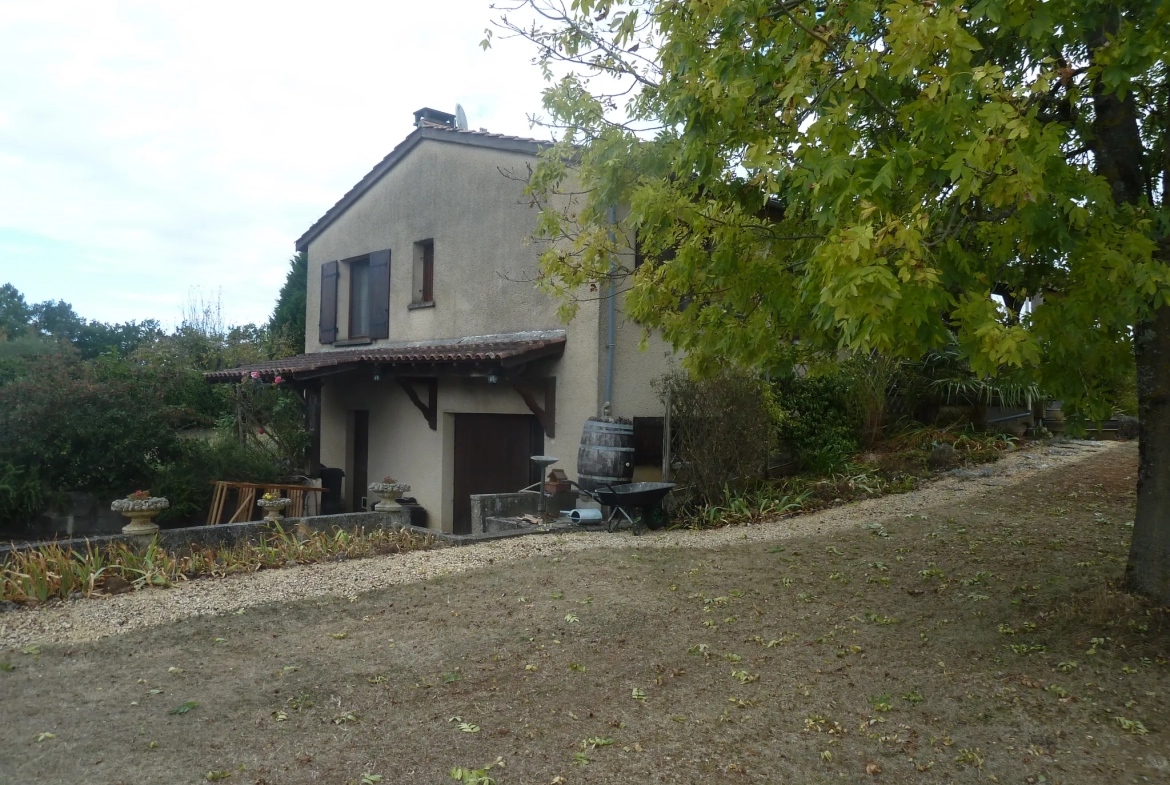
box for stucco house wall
[305,140,586,351]
[301,125,674,532]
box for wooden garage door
[453,414,543,535]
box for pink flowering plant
[238,371,283,385]
[224,368,310,467]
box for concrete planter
[256,497,292,521]
[368,482,410,512]
[110,497,169,536]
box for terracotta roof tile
[204,333,566,383]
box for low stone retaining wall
[0,511,409,557]
[0,509,573,557]
[470,491,580,534]
[469,493,539,534]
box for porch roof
[203,330,566,384]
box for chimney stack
[413,107,457,129]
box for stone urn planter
[111,494,169,536]
[368,480,410,512]
[257,497,292,521]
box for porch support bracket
[513,377,556,439]
[397,378,438,430]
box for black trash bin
[318,466,346,515]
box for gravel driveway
[0,439,1121,651]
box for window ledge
[408,301,436,310]
[334,337,373,347]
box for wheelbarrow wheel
[644,505,669,530]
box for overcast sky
[0,0,551,327]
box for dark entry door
[453,414,543,534]
[352,410,369,512]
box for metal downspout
[604,205,617,415]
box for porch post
[304,381,322,477]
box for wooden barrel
[577,419,635,492]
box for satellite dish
[455,104,468,130]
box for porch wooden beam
[513,377,556,439]
[288,362,368,381]
[284,363,512,382]
[398,377,438,431]
[499,342,565,367]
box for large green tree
[268,251,308,355]
[491,0,1170,600]
[0,283,33,340]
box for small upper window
[349,257,371,337]
[412,239,434,305]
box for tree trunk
[1087,14,1170,602]
[1087,17,1146,208]
[1129,304,1170,602]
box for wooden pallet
[207,482,324,525]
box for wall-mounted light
[487,371,499,384]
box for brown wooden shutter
[319,260,339,344]
[368,249,391,340]
[422,242,434,303]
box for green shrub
[656,368,781,506]
[898,340,1041,424]
[0,285,309,530]
[0,335,71,386]
[843,353,903,447]
[0,463,51,529]
[772,371,860,472]
[152,437,289,523]
[0,354,187,502]
[0,354,307,528]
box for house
[206,108,674,533]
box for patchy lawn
[1,444,1167,784]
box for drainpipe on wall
[604,205,617,417]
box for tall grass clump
[686,487,810,528]
[1,524,436,603]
